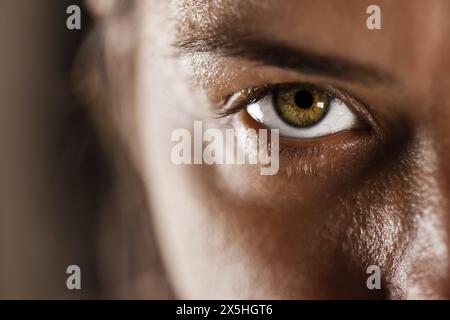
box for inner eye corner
[331,91,376,130]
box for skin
[115,0,450,298]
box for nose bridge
[405,0,450,87]
[423,104,450,220]
[401,133,450,298]
[399,3,450,297]
[417,62,450,219]
[404,0,450,176]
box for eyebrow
[174,32,394,86]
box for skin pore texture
[132,0,450,298]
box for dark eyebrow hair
[174,33,394,86]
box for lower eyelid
[279,144,326,177]
[231,111,376,177]
[281,130,376,177]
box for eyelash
[217,83,343,118]
[216,85,270,118]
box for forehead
[175,1,375,59]
[175,0,440,32]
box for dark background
[0,0,101,298]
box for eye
[226,84,364,139]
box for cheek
[196,137,447,299]
[330,136,450,299]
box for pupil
[294,90,314,109]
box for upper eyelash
[215,83,335,119]
[215,85,270,118]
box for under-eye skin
[218,83,367,139]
